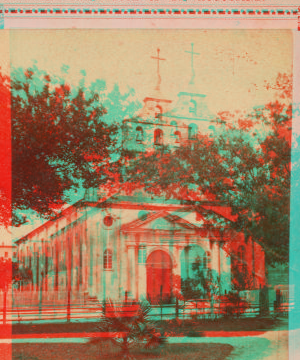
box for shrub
[89,300,167,359]
[218,292,249,318]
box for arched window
[136,126,144,143]
[154,129,163,145]
[189,99,197,115]
[104,249,113,270]
[188,123,198,140]
[203,251,211,269]
[174,131,181,144]
[155,105,163,118]
[138,244,147,264]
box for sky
[8,29,293,113]
[0,29,293,242]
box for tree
[211,73,292,266]
[1,64,141,225]
[125,73,293,267]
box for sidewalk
[0,328,291,360]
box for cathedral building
[15,46,266,305]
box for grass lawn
[6,316,286,338]
[156,317,287,336]
[12,342,234,360]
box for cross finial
[185,43,200,85]
[151,48,166,92]
[229,52,241,76]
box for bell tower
[122,49,173,153]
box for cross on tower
[151,48,166,92]
[185,43,200,85]
[230,52,241,76]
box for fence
[0,287,293,324]
[240,287,293,317]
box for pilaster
[128,244,137,300]
[220,242,231,294]
[211,240,220,276]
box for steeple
[162,43,214,123]
[139,48,172,121]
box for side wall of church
[16,205,89,295]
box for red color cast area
[0,67,12,357]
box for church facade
[15,46,266,305]
[15,194,266,304]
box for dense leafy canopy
[125,74,293,266]
[6,65,140,225]
[2,65,294,268]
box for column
[173,245,182,299]
[116,227,122,301]
[138,245,147,300]
[82,222,88,292]
[92,229,98,297]
[122,235,129,301]
[102,228,110,301]
[220,242,231,294]
[70,233,76,298]
[75,233,80,293]
[88,235,94,294]
[211,241,220,276]
[128,245,137,300]
[173,245,181,277]
[184,246,190,279]
[98,225,105,301]
[88,215,97,296]
[66,235,72,319]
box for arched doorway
[146,250,172,304]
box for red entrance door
[146,250,172,304]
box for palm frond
[91,299,166,356]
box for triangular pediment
[121,211,200,233]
